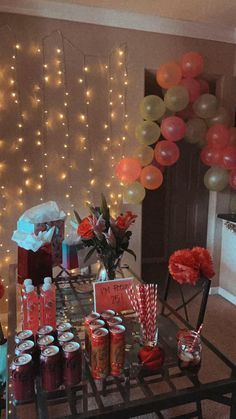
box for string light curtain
[0,26,129,312]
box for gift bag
[62,241,83,270]
[18,244,52,286]
[16,201,66,266]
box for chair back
[161,273,211,330]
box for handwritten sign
[93,277,134,313]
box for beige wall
[0,12,235,282]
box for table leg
[230,386,236,419]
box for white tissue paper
[17,201,66,234]
[12,226,55,252]
[63,221,81,246]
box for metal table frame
[4,264,236,419]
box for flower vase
[96,255,123,282]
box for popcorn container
[177,330,202,373]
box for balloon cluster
[115,51,236,204]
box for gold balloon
[193,94,218,119]
[133,145,154,166]
[122,181,146,204]
[140,95,166,121]
[206,106,231,127]
[204,166,228,192]
[185,118,207,144]
[135,121,160,145]
[164,85,189,112]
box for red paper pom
[191,247,215,279]
[0,280,5,299]
[168,249,199,285]
[138,346,165,371]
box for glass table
[4,264,236,419]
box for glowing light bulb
[15,44,20,50]
[57,48,61,53]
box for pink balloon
[229,169,236,190]
[160,116,186,142]
[222,146,236,170]
[198,79,210,95]
[181,51,204,78]
[206,124,230,149]
[200,146,222,166]
[140,165,163,190]
[154,140,180,166]
[180,78,200,103]
[115,157,141,184]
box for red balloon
[200,146,222,166]
[115,157,141,184]
[198,79,210,95]
[180,78,200,103]
[206,124,230,149]
[161,116,186,142]
[154,140,180,166]
[181,51,204,78]
[140,165,163,190]
[222,146,236,170]
[229,169,236,190]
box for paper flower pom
[191,246,215,279]
[168,249,199,285]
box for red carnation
[191,247,215,279]
[168,249,199,285]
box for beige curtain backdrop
[0,12,235,282]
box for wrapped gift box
[62,241,83,270]
[17,219,64,267]
[18,244,52,286]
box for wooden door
[141,70,209,289]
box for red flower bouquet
[169,247,215,285]
[75,195,137,280]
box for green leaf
[74,210,82,224]
[125,248,136,261]
[84,246,96,263]
[101,193,110,226]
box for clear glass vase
[96,255,123,282]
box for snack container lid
[110,325,126,334]
[92,327,109,338]
[85,312,100,322]
[57,322,72,332]
[38,325,53,335]
[38,335,54,346]
[42,345,59,357]
[17,340,34,351]
[63,341,80,352]
[58,332,74,342]
[14,353,32,366]
[17,330,33,340]
[107,316,122,326]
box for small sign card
[93,277,134,313]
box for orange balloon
[115,157,141,184]
[156,62,182,89]
[140,165,163,190]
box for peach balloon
[156,62,182,89]
[200,146,222,166]
[181,51,204,78]
[222,146,236,170]
[115,157,141,184]
[140,165,163,190]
